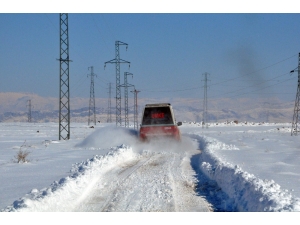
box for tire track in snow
[76,138,211,212]
[74,156,152,212]
[100,155,154,212]
[168,151,212,212]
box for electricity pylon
[88,66,97,126]
[202,72,209,128]
[290,53,300,136]
[27,100,32,123]
[131,88,140,130]
[107,82,112,123]
[120,72,133,128]
[104,41,130,127]
[58,13,71,140]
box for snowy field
[0,122,300,218]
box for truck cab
[139,103,182,141]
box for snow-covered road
[2,126,211,212]
[75,142,210,212]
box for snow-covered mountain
[0,92,294,123]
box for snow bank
[2,145,137,212]
[190,134,300,212]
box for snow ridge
[2,145,136,212]
[193,134,300,212]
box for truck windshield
[142,107,174,125]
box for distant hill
[0,92,294,123]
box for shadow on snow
[186,134,238,212]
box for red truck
[139,103,182,141]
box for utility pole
[104,41,130,127]
[107,82,112,123]
[202,72,209,128]
[88,66,97,126]
[120,72,134,128]
[58,13,71,140]
[290,53,300,136]
[131,88,140,130]
[27,100,32,123]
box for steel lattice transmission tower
[131,88,140,130]
[107,82,112,123]
[58,13,71,140]
[88,66,97,126]
[291,53,300,136]
[27,100,32,123]
[202,72,209,128]
[120,72,133,128]
[104,41,130,127]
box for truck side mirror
[177,122,182,126]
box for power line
[44,14,59,32]
[44,13,87,64]
[221,76,294,99]
[140,54,298,94]
[140,71,293,101]
[202,73,209,128]
[131,88,141,130]
[209,71,291,99]
[120,72,134,128]
[291,53,300,136]
[88,66,97,126]
[26,100,32,123]
[72,73,89,93]
[58,13,71,140]
[96,74,111,83]
[209,53,297,88]
[104,41,130,127]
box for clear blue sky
[1,9,300,102]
